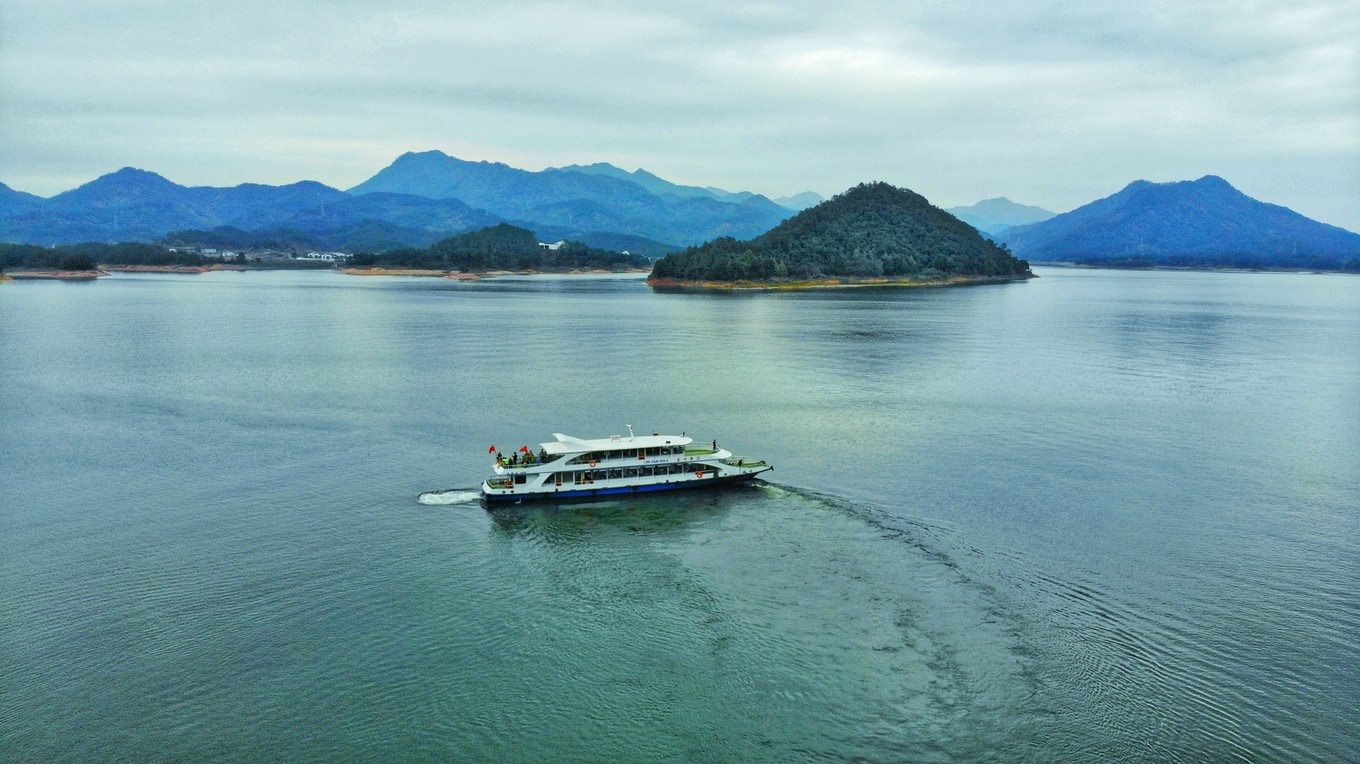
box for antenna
[626,424,635,440]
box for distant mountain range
[5,161,1357,270]
[945,197,1056,238]
[0,153,817,254]
[1000,176,1360,269]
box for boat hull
[481,469,769,504]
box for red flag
[488,445,496,453]
[519,445,529,453]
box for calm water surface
[2,268,1357,761]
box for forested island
[648,182,1032,287]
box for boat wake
[416,488,482,506]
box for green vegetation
[0,242,209,270]
[650,182,1032,282]
[347,223,650,271]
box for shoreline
[9,264,258,279]
[1033,261,1359,275]
[99,264,251,273]
[645,273,1036,291]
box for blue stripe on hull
[482,472,766,504]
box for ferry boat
[481,427,772,503]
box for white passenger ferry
[481,427,772,503]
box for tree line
[0,242,212,272]
[347,224,650,271]
[0,224,650,274]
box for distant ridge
[552,162,717,201]
[0,168,350,244]
[0,181,42,206]
[348,150,792,245]
[1002,176,1360,269]
[650,182,1032,283]
[772,191,824,211]
[946,197,1055,237]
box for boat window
[514,474,527,485]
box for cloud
[1,0,1357,229]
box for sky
[2,0,1357,230]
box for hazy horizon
[2,1,1356,230]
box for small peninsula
[0,225,650,281]
[647,182,1033,288]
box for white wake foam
[417,489,481,506]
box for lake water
[2,268,1356,761]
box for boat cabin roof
[542,433,692,455]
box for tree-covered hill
[650,182,1032,282]
[348,223,650,272]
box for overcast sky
[2,0,1357,229]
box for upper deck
[493,432,727,474]
[543,432,692,456]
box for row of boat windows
[526,463,711,485]
[566,446,688,465]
